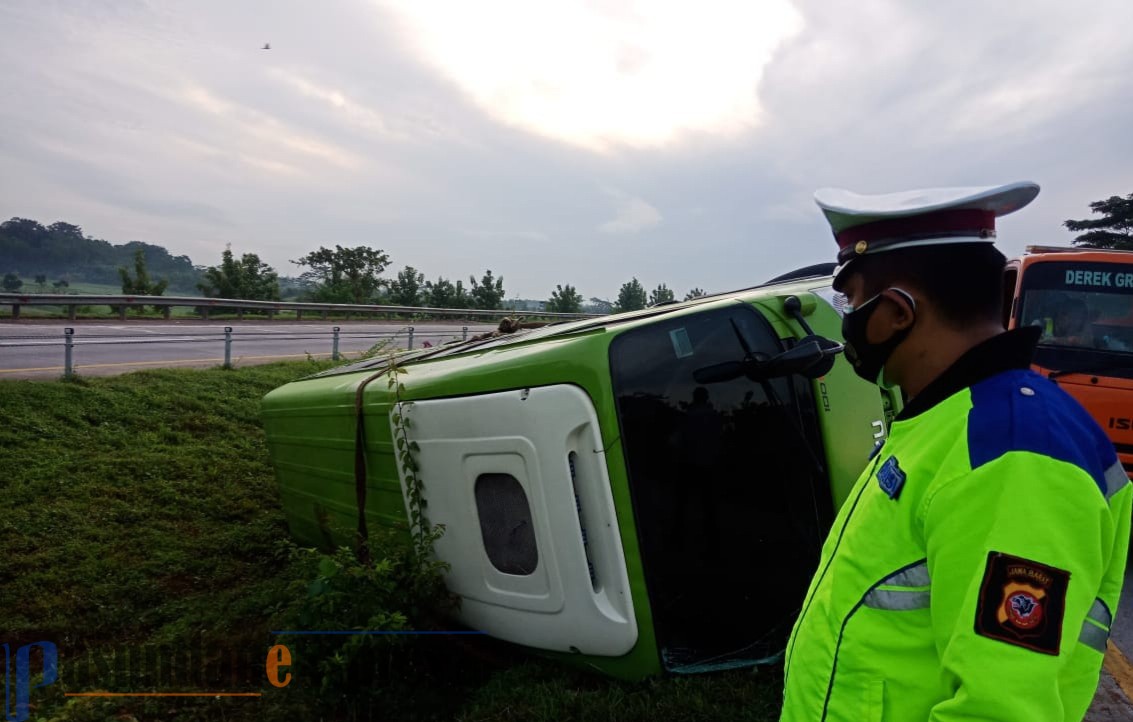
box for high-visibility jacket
[780,366,1131,721]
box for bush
[272,538,458,719]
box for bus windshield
[1018,260,1133,361]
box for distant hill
[0,217,203,293]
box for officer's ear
[880,288,917,331]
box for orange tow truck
[1005,245,1133,478]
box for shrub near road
[0,362,781,721]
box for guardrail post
[296,309,303,321]
[11,303,19,320]
[462,326,468,341]
[332,326,340,361]
[68,304,77,321]
[163,306,171,320]
[237,309,245,321]
[64,327,74,379]
[201,307,209,321]
[119,303,127,321]
[408,326,415,350]
[224,327,233,369]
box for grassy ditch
[1,362,782,721]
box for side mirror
[757,335,843,380]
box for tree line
[3,192,1126,311]
[192,244,707,313]
[0,218,200,291]
[0,217,706,313]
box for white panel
[391,384,637,657]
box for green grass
[1,362,782,721]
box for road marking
[0,352,345,374]
[1105,640,1133,702]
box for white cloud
[2,0,1132,299]
[599,193,662,234]
[463,229,551,242]
[381,0,803,150]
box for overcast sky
[2,0,1131,300]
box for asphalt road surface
[0,320,497,379]
[1090,562,1133,720]
[3,320,1131,715]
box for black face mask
[840,288,916,388]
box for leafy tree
[34,274,48,292]
[2,272,22,291]
[615,278,648,312]
[389,265,425,307]
[587,297,614,314]
[198,246,280,301]
[119,249,168,312]
[469,269,505,310]
[684,287,707,301]
[423,277,468,309]
[291,245,390,303]
[649,283,675,306]
[1064,193,1133,250]
[119,249,168,296]
[53,278,70,290]
[546,283,584,313]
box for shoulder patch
[974,551,1069,656]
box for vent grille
[569,452,598,590]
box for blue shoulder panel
[968,369,1119,496]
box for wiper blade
[1048,361,1130,379]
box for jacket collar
[895,326,1041,421]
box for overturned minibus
[261,270,900,679]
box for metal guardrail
[0,325,474,378]
[0,293,596,321]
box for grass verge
[1,362,781,721]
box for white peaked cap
[815,181,1041,284]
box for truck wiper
[1048,359,1131,379]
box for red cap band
[835,209,996,255]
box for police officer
[780,182,1130,721]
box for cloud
[463,229,551,243]
[382,0,803,150]
[599,192,663,234]
[1,0,1132,300]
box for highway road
[0,321,497,379]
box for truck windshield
[1018,260,1133,376]
[609,302,831,671]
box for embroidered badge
[974,552,1070,656]
[876,456,905,499]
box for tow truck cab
[1004,245,1133,478]
[262,274,899,678]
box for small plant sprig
[386,352,446,568]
